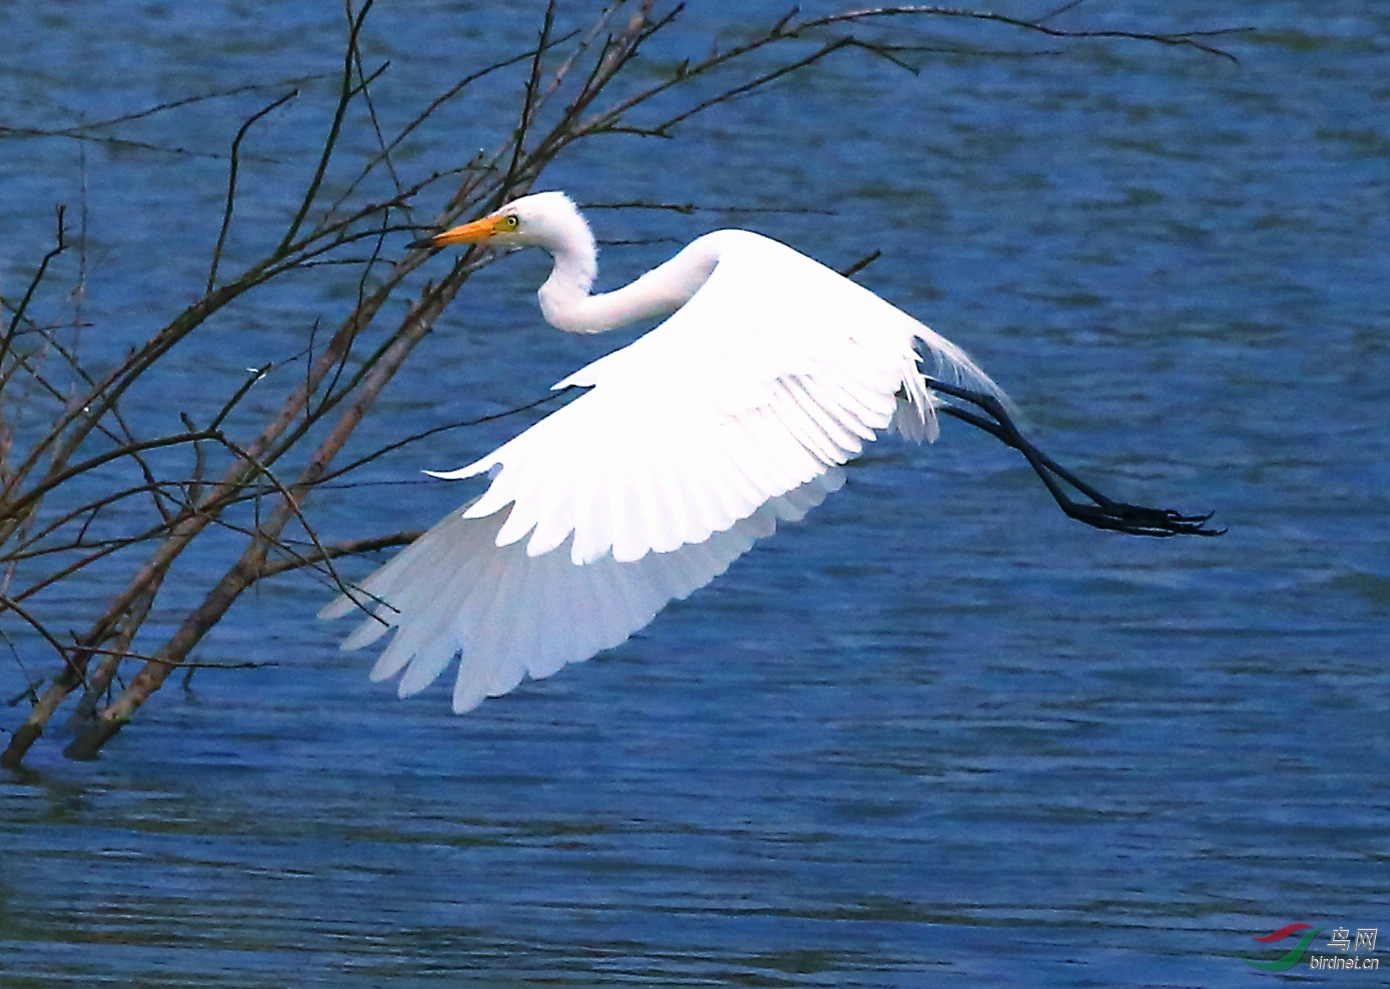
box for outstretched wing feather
[323,230,1005,710]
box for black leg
[923,377,1224,538]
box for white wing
[321,230,1004,711]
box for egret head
[412,191,591,256]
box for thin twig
[1,206,67,370]
[208,89,299,294]
[275,0,378,257]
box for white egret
[320,191,1217,713]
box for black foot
[923,377,1224,538]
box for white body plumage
[320,193,1005,713]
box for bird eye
[502,215,520,229]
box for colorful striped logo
[1243,923,1323,972]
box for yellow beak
[410,213,507,250]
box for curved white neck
[537,236,719,335]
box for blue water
[2,2,1388,986]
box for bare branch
[275,0,379,257]
[256,529,424,580]
[208,89,300,294]
[1,205,68,369]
